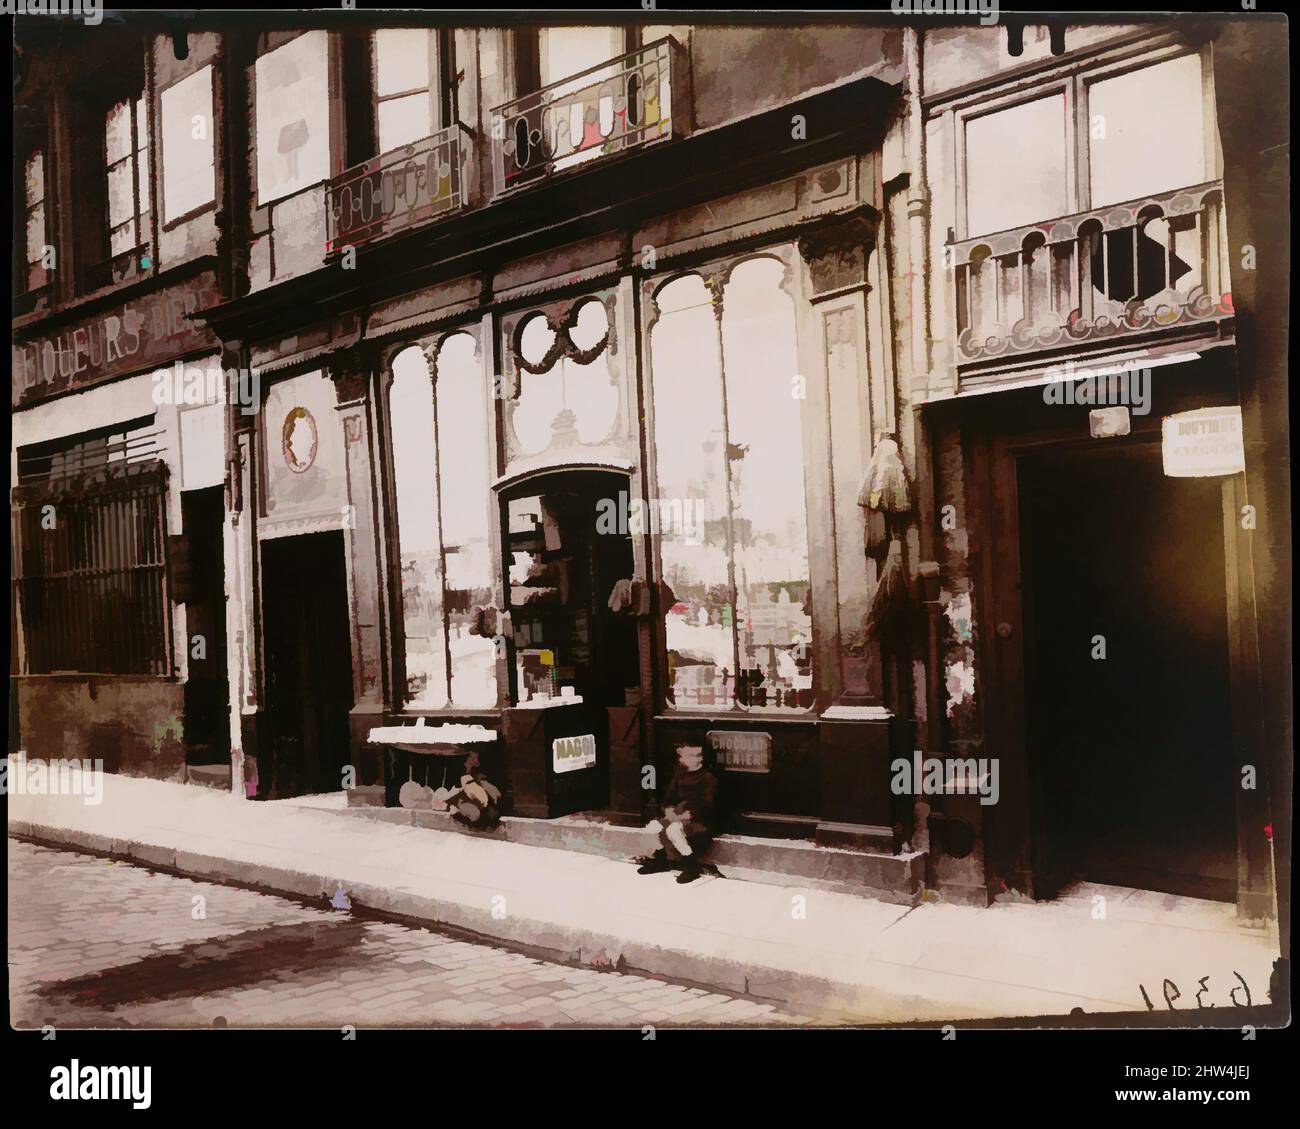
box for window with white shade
[161,66,216,223]
[255,31,331,204]
[538,26,623,86]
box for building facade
[11,13,1289,935]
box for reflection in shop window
[389,334,498,709]
[649,257,814,712]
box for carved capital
[796,206,880,300]
[327,345,375,406]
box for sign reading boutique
[11,271,220,407]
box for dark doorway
[1019,444,1236,901]
[182,487,230,766]
[259,531,353,799]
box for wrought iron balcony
[326,123,475,253]
[948,180,1233,368]
[489,37,687,196]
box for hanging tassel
[858,436,912,514]
[864,508,889,561]
[864,538,909,641]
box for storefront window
[506,297,620,460]
[649,255,814,712]
[389,334,498,709]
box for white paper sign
[1162,406,1245,478]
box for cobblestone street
[8,839,811,1029]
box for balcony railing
[949,180,1233,367]
[326,123,475,253]
[490,37,686,197]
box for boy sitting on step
[637,743,718,884]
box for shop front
[921,350,1275,915]
[10,266,228,779]
[222,151,919,878]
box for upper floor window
[255,30,331,205]
[962,49,1214,238]
[160,65,217,223]
[22,148,48,293]
[374,28,443,152]
[648,255,815,713]
[1086,52,1207,207]
[538,26,624,87]
[105,94,151,258]
[965,92,1068,237]
[949,49,1227,368]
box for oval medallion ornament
[282,406,318,473]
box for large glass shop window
[389,334,498,709]
[649,256,815,712]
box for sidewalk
[8,774,1281,1024]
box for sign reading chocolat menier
[11,271,221,408]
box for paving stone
[8,839,808,1029]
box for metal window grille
[12,429,170,677]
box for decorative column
[223,339,262,796]
[795,206,906,853]
[328,345,388,797]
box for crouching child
[637,743,718,884]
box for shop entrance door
[502,471,639,816]
[181,486,230,767]
[1017,444,1236,901]
[259,531,353,799]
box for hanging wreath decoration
[511,297,613,376]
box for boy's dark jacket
[663,765,719,836]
